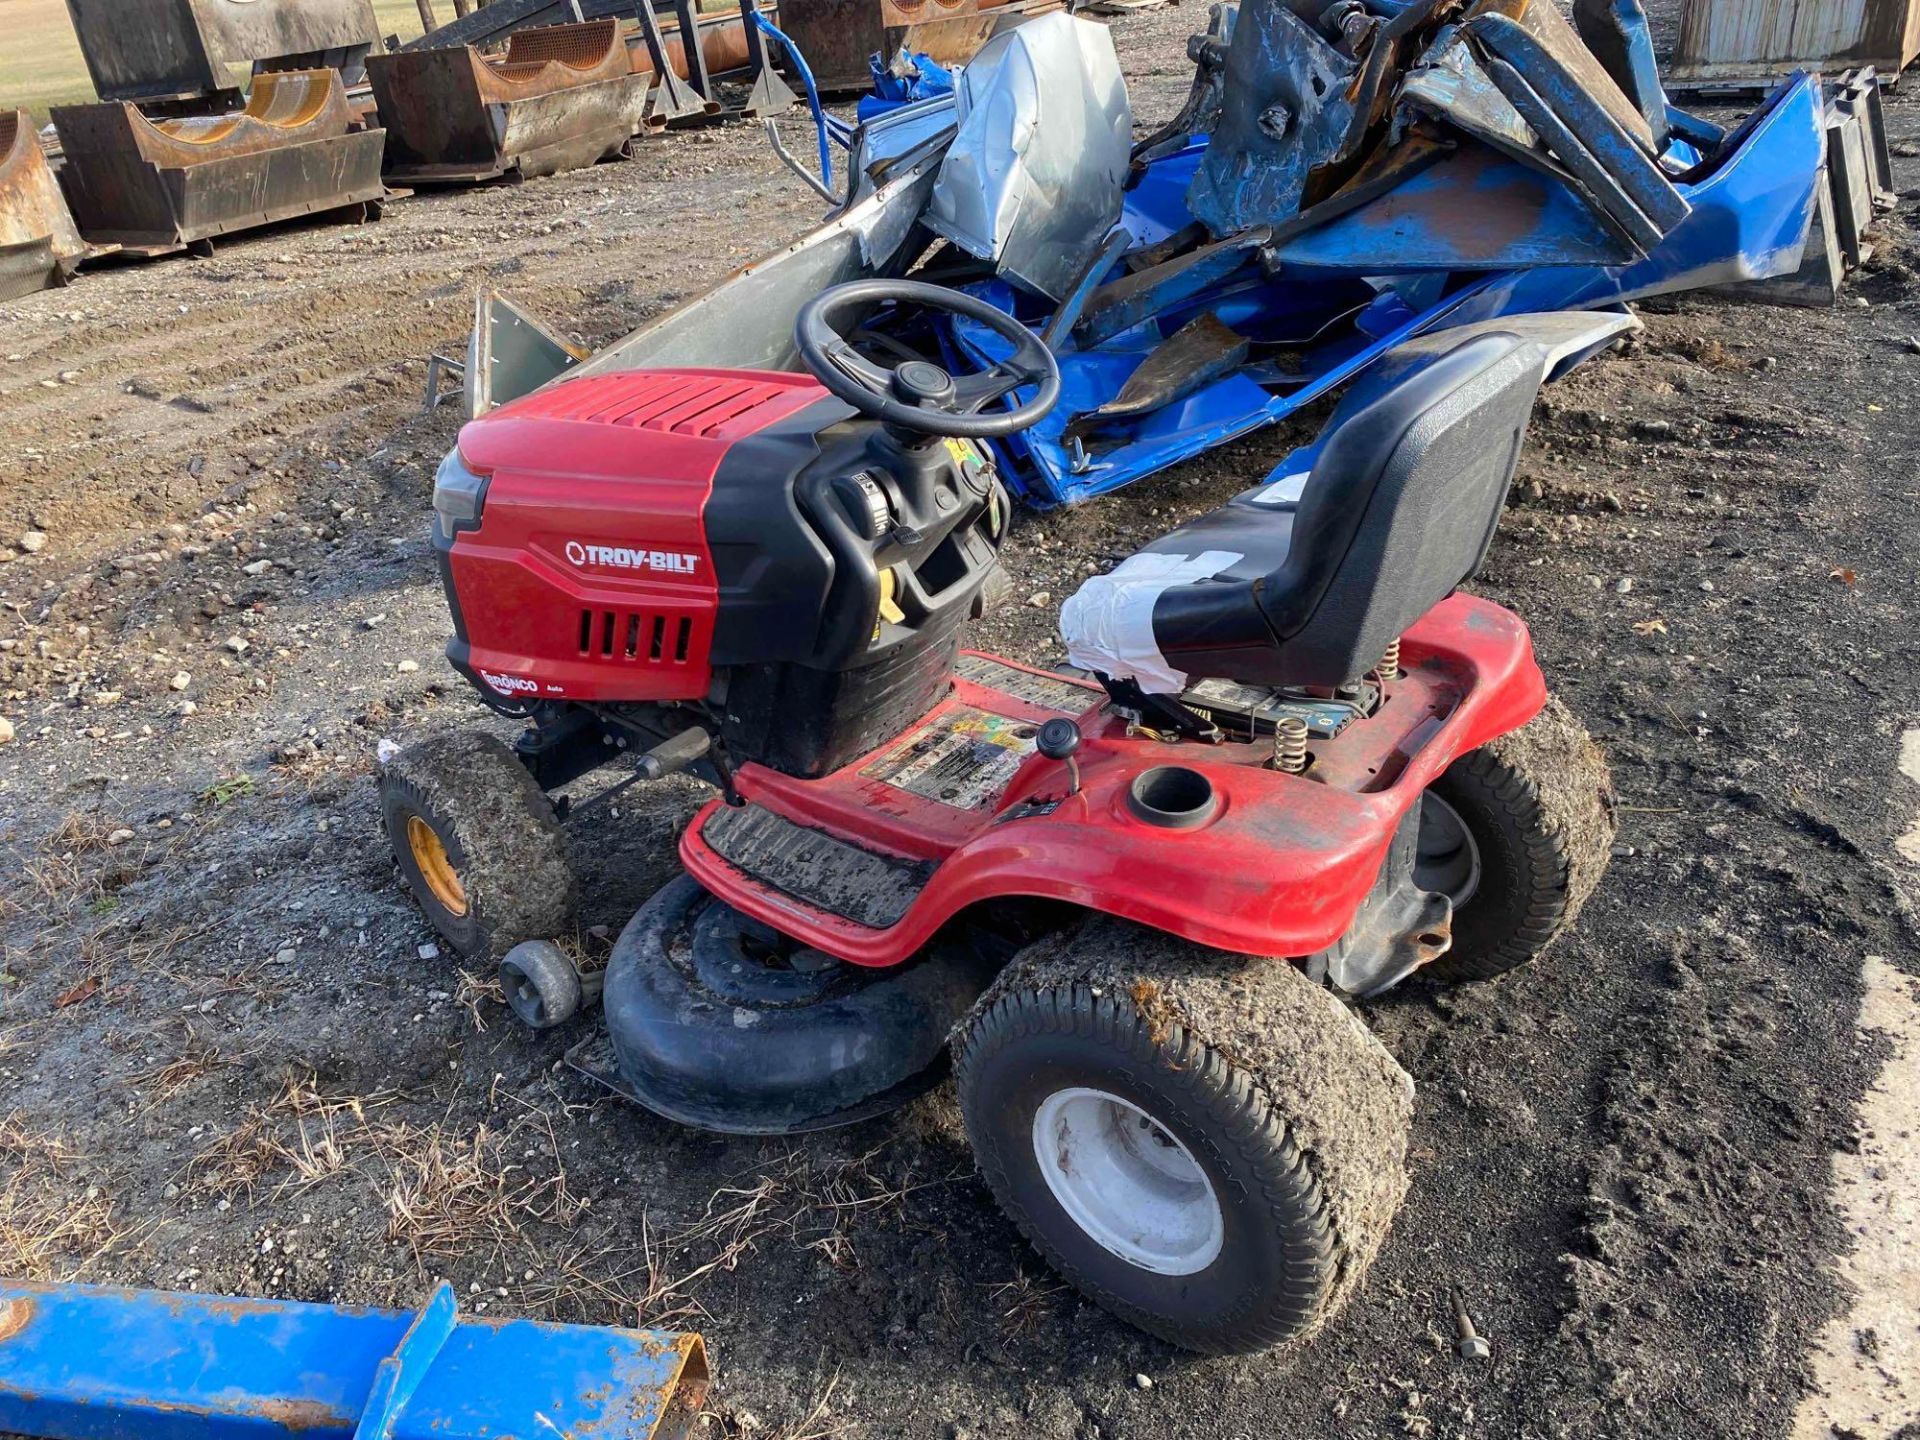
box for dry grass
[271,1096,360,1194]
[0,1114,80,1169]
[637,1170,793,1322]
[130,1035,239,1111]
[770,1372,847,1440]
[981,1268,1070,1339]
[522,1145,962,1330]
[45,812,122,855]
[20,813,126,915]
[20,822,182,931]
[512,1159,806,1328]
[453,968,505,1032]
[0,1115,122,1280]
[20,852,93,910]
[375,1116,584,1266]
[187,1108,283,1202]
[184,1074,405,1201]
[178,1073,589,1276]
[36,919,205,1013]
[0,0,95,116]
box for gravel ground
[3,7,1920,1438]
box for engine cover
[439,368,837,705]
[437,366,1010,776]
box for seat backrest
[1257,330,1544,684]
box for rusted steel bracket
[738,0,800,119]
[50,70,387,252]
[366,19,648,183]
[635,0,718,127]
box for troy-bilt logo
[480,670,539,697]
[563,540,699,575]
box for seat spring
[1273,715,1309,774]
[1377,637,1401,682]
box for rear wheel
[380,731,576,961]
[1416,694,1614,982]
[956,929,1412,1354]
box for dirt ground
[4,6,1920,1438]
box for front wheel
[1414,693,1615,983]
[955,928,1412,1354]
[379,731,577,961]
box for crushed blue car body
[0,1279,710,1440]
[859,50,956,120]
[901,0,1846,507]
[946,62,1830,506]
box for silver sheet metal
[846,95,958,208]
[463,290,587,417]
[925,12,1131,301]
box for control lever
[637,726,712,781]
[1036,718,1082,797]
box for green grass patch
[0,0,434,120]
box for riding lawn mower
[380,276,1618,1354]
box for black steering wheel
[794,278,1061,440]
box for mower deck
[680,591,1547,969]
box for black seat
[1061,324,1563,693]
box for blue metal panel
[1462,72,1823,317]
[955,276,1503,507]
[1268,144,1636,271]
[0,1280,709,1440]
[1118,142,1206,250]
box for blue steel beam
[0,1280,710,1440]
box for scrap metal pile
[474,1,1892,508]
[8,0,393,277]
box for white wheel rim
[1031,1087,1224,1276]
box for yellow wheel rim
[406,814,468,918]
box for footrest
[700,802,931,928]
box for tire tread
[956,983,1340,1354]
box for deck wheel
[499,939,583,1030]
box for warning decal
[862,707,1037,809]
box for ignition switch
[845,472,892,539]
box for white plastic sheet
[1060,549,1245,694]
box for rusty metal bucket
[774,0,1064,92]
[367,19,649,183]
[51,69,386,252]
[0,110,87,302]
[64,0,383,103]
